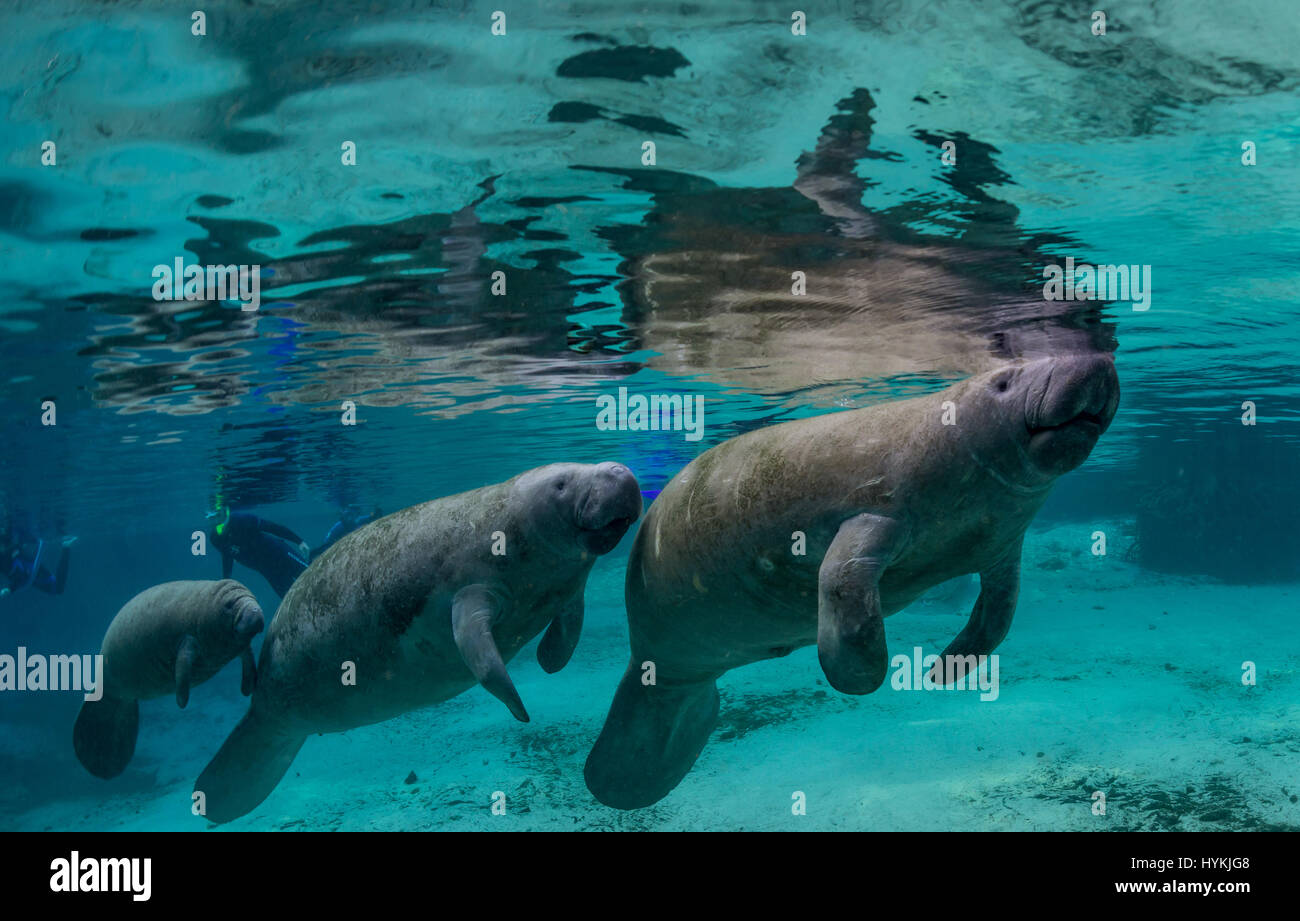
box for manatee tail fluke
[194,708,304,824]
[584,663,719,810]
[73,695,140,779]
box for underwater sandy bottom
[5,520,1298,832]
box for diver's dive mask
[207,506,231,537]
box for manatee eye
[554,477,568,493]
[997,380,1009,393]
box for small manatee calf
[195,462,642,824]
[73,579,264,779]
[585,354,1119,809]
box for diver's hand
[298,541,311,559]
[61,536,78,548]
[0,587,10,598]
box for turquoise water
[2,1,1298,830]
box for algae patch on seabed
[715,684,852,742]
[1014,764,1300,831]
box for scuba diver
[0,527,75,599]
[207,505,311,599]
[311,505,383,562]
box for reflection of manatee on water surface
[194,462,641,824]
[599,88,1117,403]
[71,88,1115,424]
[585,354,1120,810]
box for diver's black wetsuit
[2,538,71,597]
[210,512,309,599]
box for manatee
[585,354,1119,809]
[194,461,642,824]
[73,579,264,779]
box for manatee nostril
[598,461,633,481]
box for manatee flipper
[930,542,1021,685]
[194,708,305,824]
[239,646,256,696]
[175,635,199,708]
[451,584,529,722]
[537,591,583,674]
[817,512,902,694]
[73,695,140,780]
[585,662,720,810]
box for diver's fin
[175,635,199,708]
[584,662,719,810]
[817,512,902,694]
[537,590,584,674]
[72,695,140,780]
[930,541,1021,685]
[194,708,304,825]
[239,646,257,696]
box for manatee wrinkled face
[537,462,643,555]
[984,353,1120,479]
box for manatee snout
[578,462,642,553]
[1024,354,1119,473]
[232,596,265,640]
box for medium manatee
[195,461,641,824]
[585,354,1119,809]
[73,579,264,779]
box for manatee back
[251,487,509,727]
[630,400,923,588]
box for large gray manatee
[73,579,264,779]
[195,461,641,824]
[585,354,1119,809]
